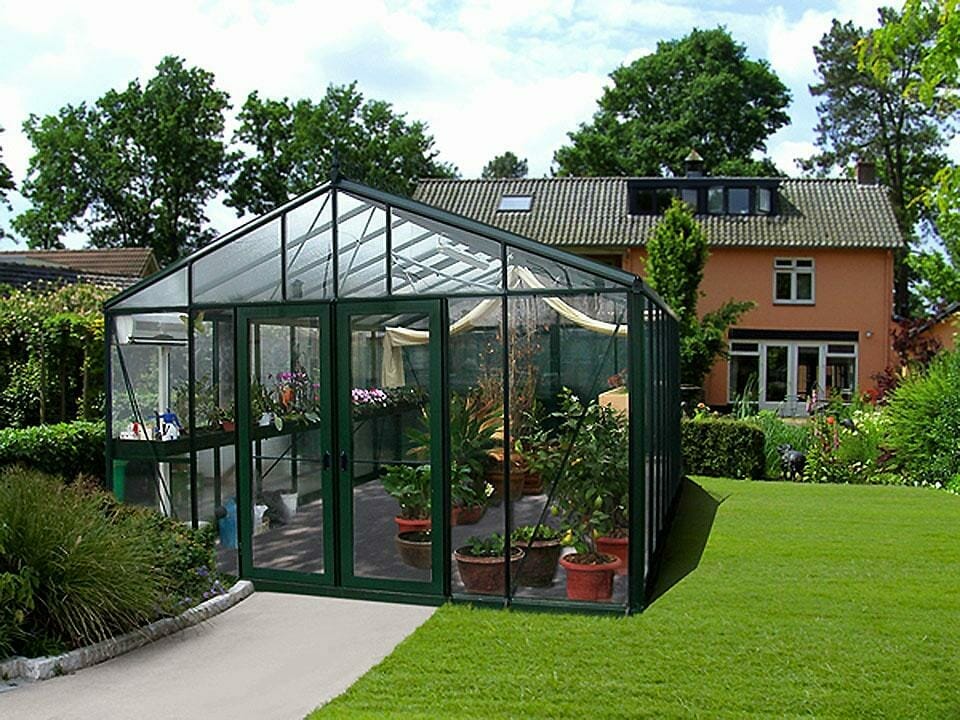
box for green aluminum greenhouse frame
[104,172,682,614]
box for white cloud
[767,139,818,176]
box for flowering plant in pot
[543,389,630,599]
[454,532,524,595]
[450,461,490,526]
[511,524,563,588]
[380,464,431,534]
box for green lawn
[311,478,960,719]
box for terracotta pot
[454,546,524,595]
[485,451,525,504]
[451,504,485,527]
[595,535,629,575]
[521,470,544,495]
[395,516,431,534]
[514,539,562,587]
[560,553,619,601]
[396,531,432,569]
[221,420,236,432]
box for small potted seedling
[511,524,563,588]
[380,464,431,534]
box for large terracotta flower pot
[395,516,431,534]
[560,553,619,601]
[514,538,562,587]
[485,451,525,504]
[454,546,524,595]
[451,504,485,527]
[595,535,629,575]
[396,531,432,569]
[521,470,544,495]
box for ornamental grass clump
[0,467,166,659]
[885,349,960,491]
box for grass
[310,478,960,719]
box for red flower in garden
[826,416,836,425]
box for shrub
[0,467,165,658]
[0,421,105,482]
[749,410,810,479]
[885,350,960,488]
[681,418,765,479]
[0,467,227,660]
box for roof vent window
[497,195,533,212]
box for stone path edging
[0,579,253,683]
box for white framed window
[728,339,858,416]
[497,195,533,212]
[774,258,814,304]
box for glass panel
[730,342,759,353]
[347,312,433,582]
[774,258,793,267]
[193,219,281,303]
[796,346,821,402]
[796,272,813,300]
[655,188,676,212]
[775,271,792,300]
[507,247,620,290]
[765,346,788,402]
[681,188,699,211]
[729,354,759,404]
[756,187,772,214]
[286,192,334,300]
[507,293,630,606]
[114,267,188,309]
[708,186,724,214]
[796,259,814,268]
[636,189,656,214]
[248,316,326,574]
[498,195,533,211]
[448,297,506,597]
[728,188,750,215]
[827,344,856,354]
[826,354,856,400]
[391,208,503,295]
[338,193,388,297]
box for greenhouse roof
[105,176,652,313]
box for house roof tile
[0,248,158,277]
[413,177,904,250]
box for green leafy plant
[541,389,629,557]
[749,410,810,479]
[461,533,507,558]
[511,524,562,544]
[380,464,431,520]
[883,349,960,488]
[803,409,893,484]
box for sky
[0,0,900,250]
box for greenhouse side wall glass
[104,176,682,613]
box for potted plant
[454,533,524,595]
[251,380,275,426]
[216,402,236,432]
[380,464,431,534]
[450,461,489,526]
[544,389,630,600]
[511,524,563,587]
[396,530,432,569]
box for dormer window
[756,187,772,214]
[627,179,779,216]
[635,188,676,215]
[497,195,533,212]
[728,187,751,215]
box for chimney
[684,149,704,178]
[856,159,877,186]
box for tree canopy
[803,8,952,314]
[0,127,14,239]
[645,198,753,386]
[482,151,528,179]
[553,27,791,178]
[12,56,234,263]
[227,83,457,216]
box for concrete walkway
[0,592,436,720]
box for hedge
[0,421,106,482]
[681,418,765,479]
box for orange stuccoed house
[415,158,902,416]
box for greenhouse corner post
[104,312,114,495]
[440,297,452,598]
[188,306,198,529]
[627,287,646,614]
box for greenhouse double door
[236,300,444,601]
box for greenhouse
[104,174,681,613]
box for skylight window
[497,195,533,212]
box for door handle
[322,451,331,470]
[339,451,348,471]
